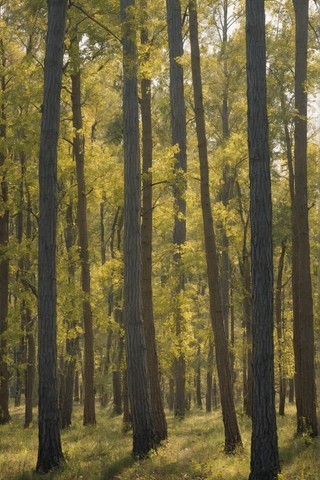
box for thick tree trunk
[0,41,10,426]
[166,0,187,420]
[246,0,280,478]
[189,0,242,452]
[121,0,155,457]
[36,0,67,472]
[71,36,96,426]
[292,0,317,437]
[140,7,167,442]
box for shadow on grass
[101,455,135,480]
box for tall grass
[0,405,319,479]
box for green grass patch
[0,405,319,479]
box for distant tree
[189,0,242,452]
[70,25,96,427]
[121,0,155,457]
[0,39,10,426]
[36,0,67,472]
[246,0,280,478]
[166,0,187,420]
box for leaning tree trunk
[70,32,96,426]
[166,0,187,420]
[36,0,67,472]
[0,40,10,425]
[189,0,242,452]
[121,0,155,458]
[140,2,167,442]
[292,0,317,437]
[246,0,280,478]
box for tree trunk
[36,0,67,472]
[206,341,213,412]
[60,202,78,429]
[121,0,155,457]
[166,0,187,420]
[140,3,167,442]
[189,0,242,452]
[24,192,35,428]
[70,34,96,426]
[292,0,317,437]
[196,345,202,408]
[0,40,10,426]
[275,241,286,416]
[246,0,280,477]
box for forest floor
[1,404,319,480]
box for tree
[189,0,242,453]
[246,0,280,478]
[70,25,96,427]
[36,0,67,472]
[0,38,10,425]
[292,0,317,437]
[121,0,155,458]
[140,1,167,443]
[166,0,187,420]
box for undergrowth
[0,404,319,480]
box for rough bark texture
[121,0,155,458]
[36,0,67,472]
[71,35,96,426]
[140,7,167,442]
[292,0,317,437]
[246,0,280,478]
[166,0,187,420]
[0,40,10,425]
[189,0,242,452]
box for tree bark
[189,0,242,452]
[36,0,67,472]
[246,0,280,477]
[121,0,155,457]
[292,0,317,437]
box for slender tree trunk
[24,191,35,428]
[246,0,280,477]
[189,0,242,452]
[140,4,167,442]
[60,203,78,429]
[121,0,155,457]
[70,34,96,426]
[166,0,187,421]
[206,341,213,412]
[275,241,286,416]
[292,0,317,437]
[196,346,202,409]
[36,0,67,472]
[0,40,10,425]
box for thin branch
[70,3,122,44]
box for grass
[0,404,319,480]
